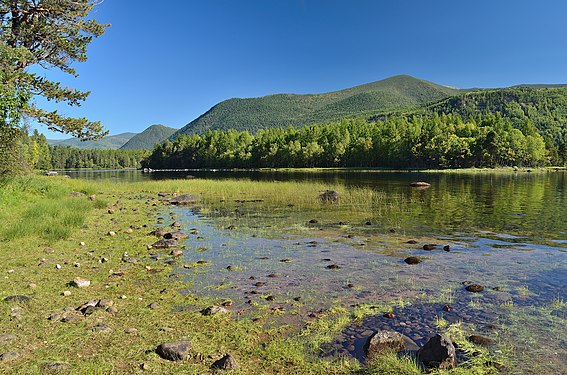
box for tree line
[143,113,551,169]
[17,130,148,171]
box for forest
[144,113,553,169]
[17,130,148,171]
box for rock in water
[465,284,484,293]
[417,334,456,369]
[320,190,339,203]
[168,194,200,206]
[211,354,238,370]
[404,256,422,265]
[364,330,406,359]
[156,341,192,361]
[410,181,431,188]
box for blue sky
[37,0,567,139]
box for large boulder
[417,334,456,369]
[169,194,200,206]
[320,190,339,203]
[364,330,406,359]
[156,340,192,361]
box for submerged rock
[404,256,422,265]
[156,340,192,361]
[212,353,238,370]
[465,284,484,293]
[417,334,456,369]
[326,264,341,270]
[169,194,200,206]
[364,330,405,358]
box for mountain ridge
[47,132,137,150]
[170,75,462,138]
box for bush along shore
[0,176,514,374]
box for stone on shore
[417,334,456,369]
[364,330,406,358]
[211,354,238,370]
[156,340,192,361]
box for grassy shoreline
[0,176,514,373]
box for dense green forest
[144,113,551,169]
[18,130,148,170]
[171,75,459,137]
[425,87,567,161]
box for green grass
[0,176,523,374]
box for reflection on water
[75,169,567,372]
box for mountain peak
[171,75,461,138]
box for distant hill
[48,133,137,150]
[171,75,461,138]
[120,125,177,150]
[512,84,567,89]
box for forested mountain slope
[171,75,460,137]
[120,125,177,150]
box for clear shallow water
[82,169,567,372]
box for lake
[68,169,567,372]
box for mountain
[120,125,177,150]
[48,132,137,150]
[171,75,461,138]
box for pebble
[55,264,62,269]
[70,277,91,288]
[62,291,72,297]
